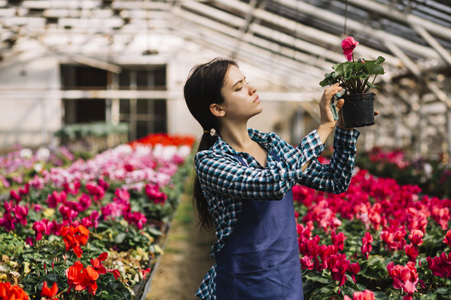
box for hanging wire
[343,0,349,37]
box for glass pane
[137,99,148,114]
[136,70,148,89]
[154,99,166,115]
[119,69,130,89]
[154,66,166,88]
[154,120,167,133]
[136,121,149,139]
[120,99,130,114]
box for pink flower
[25,237,34,246]
[145,184,167,205]
[33,220,50,241]
[124,212,147,229]
[341,36,359,61]
[408,229,424,247]
[47,191,67,208]
[348,262,361,283]
[387,261,419,298]
[300,256,315,270]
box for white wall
[0,47,62,149]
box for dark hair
[184,57,238,230]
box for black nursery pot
[342,93,375,128]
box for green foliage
[319,56,385,95]
[0,233,24,260]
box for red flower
[0,282,29,300]
[41,281,58,300]
[331,231,347,251]
[140,268,151,280]
[444,230,451,247]
[341,36,359,61]
[107,269,121,280]
[361,232,373,259]
[348,262,361,283]
[90,252,108,274]
[405,244,419,263]
[61,225,90,258]
[66,261,100,295]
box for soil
[146,194,216,300]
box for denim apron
[214,151,303,300]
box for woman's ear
[209,103,225,117]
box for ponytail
[183,57,238,231]
[193,132,218,230]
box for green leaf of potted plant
[320,37,385,128]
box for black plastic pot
[342,93,375,128]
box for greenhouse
[0,0,450,299]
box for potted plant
[319,36,385,128]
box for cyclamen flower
[0,282,29,300]
[41,281,58,300]
[341,36,359,61]
[145,183,167,205]
[427,252,451,278]
[408,229,424,247]
[331,231,347,251]
[300,256,315,270]
[61,225,90,258]
[66,261,99,295]
[443,230,451,247]
[405,244,419,263]
[86,183,105,202]
[47,191,67,208]
[344,290,375,300]
[125,211,147,229]
[387,261,419,299]
[33,219,52,241]
[90,252,108,274]
[361,232,373,259]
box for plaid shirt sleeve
[195,130,324,201]
[298,127,360,194]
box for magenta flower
[408,229,424,247]
[361,232,373,259]
[331,231,347,251]
[13,205,29,226]
[341,36,359,61]
[25,237,34,246]
[32,220,49,241]
[145,184,167,205]
[124,211,147,229]
[300,256,315,270]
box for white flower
[34,163,43,173]
[20,148,32,159]
[37,148,50,161]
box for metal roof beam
[411,24,451,67]
[276,0,442,60]
[343,0,451,42]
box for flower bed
[0,133,195,299]
[0,146,75,195]
[356,146,451,199]
[295,166,451,299]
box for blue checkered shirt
[194,127,360,299]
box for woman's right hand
[319,83,344,128]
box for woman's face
[219,65,262,122]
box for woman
[184,58,361,300]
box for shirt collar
[210,128,272,154]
